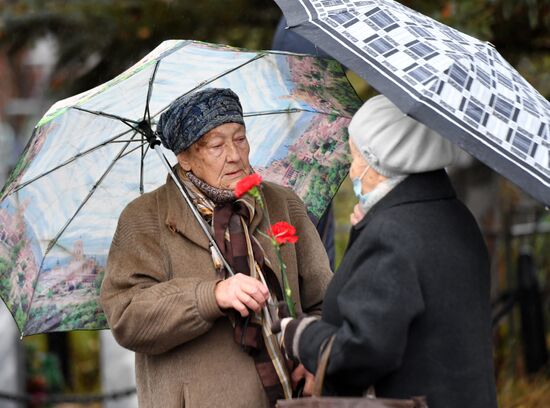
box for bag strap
[310,336,429,408]
[312,335,336,397]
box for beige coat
[100,177,332,408]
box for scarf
[359,175,407,215]
[176,167,293,406]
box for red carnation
[234,173,263,198]
[268,221,299,245]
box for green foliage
[0,277,11,297]
[14,305,26,329]
[24,340,65,394]
[0,153,30,199]
[94,271,104,291]
[11,240,23,261]
[1,0,548,99]
[0,0,281,96]
[0,256,12,275]
[60,300,106,330]
[303,163,348,218]
[288,153,305,172]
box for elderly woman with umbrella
[276,95,498,408]
[100,88,332,408]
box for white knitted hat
[349,95,461,177]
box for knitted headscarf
[157,88,245,155]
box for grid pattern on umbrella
[300,0,550,181]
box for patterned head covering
[157,88,245,155]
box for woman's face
[349,140,369,180]
[177,122,251,190]
[349,140,386,194]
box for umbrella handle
[151,146,235,277]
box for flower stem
[275,245,296,318]
[256,187,296,318]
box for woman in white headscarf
[276,95,498,408]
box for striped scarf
[176,168,293,406]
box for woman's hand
[291,364,315,397]
[214,273,269,316]
[272,315,319,362]
[350,203,365,226]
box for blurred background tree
[0,1,549,407]
[0,0,281,97]
[2,1,549,98]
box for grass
[498,373,550,407]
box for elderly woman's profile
[276,95,498,408]
[100,88,332,408]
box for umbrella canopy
[275,0,550,206]
[0,40,361,335]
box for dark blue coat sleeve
[298,218,426,390]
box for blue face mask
[352,165,370,204]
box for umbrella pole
[137,118,235,277]
[154,148,276,327]
[151,147,235,277]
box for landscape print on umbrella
[0,197,107,334]
[0,40,361,335]
[26,240,106,334]
[247,56,358,219]
[0,198,40,331]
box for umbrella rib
[73,106,140,126]
[22,133,140,332]
[150,52,269,119]
[243,108,350,118]
[143,60,161,122]
[21,253,48,336]
[108,139,139,143]
[43,132,139,258]
[140,140,145,194]
[139,143,152,194]
[21,133,140,332]
[22,134,145,335]
[120,141,148,160]
[11,128,137,194]
[141,60,161,194]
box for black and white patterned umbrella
[274,0,550,205]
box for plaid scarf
[176,168,293,406]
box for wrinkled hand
[291,364,315,397]
[215,273,269,317]
[350,203,365,226]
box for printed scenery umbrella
[0,40,361,336]
[275,0,550,206]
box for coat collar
[163,174,267,250]
[164,174,210,249]
[353,169,457,232]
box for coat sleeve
[100,202,224,355]
[287,195,332,317]
[298,218,426,389]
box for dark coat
[298,170,497,408]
